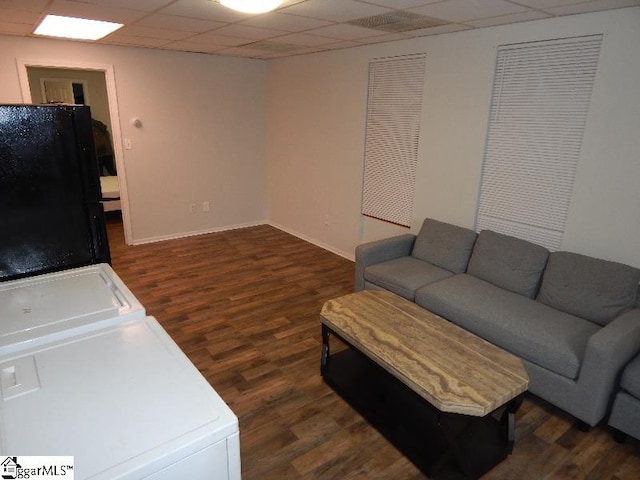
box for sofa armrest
[354,234,416,291]
[577,308,640,421]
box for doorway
[16,59,132,245]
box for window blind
[476,35,603,249]
[361,54,426,227]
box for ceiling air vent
[348,10,449,33]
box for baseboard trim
[129,221,355,262]
[130,220,267,245]
[267,222,354,262]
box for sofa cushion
[467,230,549,298]
[537,252,640,326]
[364,256,454,301]
[415,274,600,379]
[621,354,640,398]
[411,218,477,274]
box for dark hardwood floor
[106,217,639,479]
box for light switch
[124,138,133,150]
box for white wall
[265,52,368,258]
[1,8,638,267]
[0,35,267,244]
[265,7,640,268]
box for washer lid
[0,316,238,479]
[0,264,144,354]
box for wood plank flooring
[106,217,639,479]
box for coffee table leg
[436,394,524,478]
[321,324,330,375]
[501,394,524,453]
[436,413,470,477]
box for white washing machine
[0,264,145,355]
[0,265,241,479]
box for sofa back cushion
[411,218,477,274]
[467,230,549,298]
[537,252,640,325]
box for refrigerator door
[73,105,111,265]
[71,105,103,203]
[0,264,144,355]
[0,316,241,480]
[0,104,110,282]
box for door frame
[16,58,133,245]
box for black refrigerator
[0,104,111,282]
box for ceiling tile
[0,21,36,34]
[0,0,635,59]
[215,45,272,58]
[114,25,196,41]
[305,23,382,40]
[281,0,392,22]
[135,13,225,32]
[355,32,412,44]
[321,39,362,50]
[409,0,528,22]
[244,39,307,52]
[271,31,341,47]
[212,23,288,39]
[239,12,334,31]
[0,9,42,24]
[49,0,148,23]
[264,44,347,59]
[80,0,174,11]
[513,0,595,7]
[1,0,49,12]
[401,23,473,37]
[362,0,443,8]
[100,34,170,47]
[184,32,252,46]
[542,0,640,15]
[464,10,552,28]
[162,40,227,53]
[282,45,333,55]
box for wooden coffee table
[320,290,529,479]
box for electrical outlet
[189,203,197,213]
[203,201,210,212]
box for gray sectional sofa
[355,218,640,428]
[608,353,640,440]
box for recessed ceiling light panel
[219,0,283,15]
[34,15,123,41]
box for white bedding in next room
[100,175,121,212]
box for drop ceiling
[1,0,638,59]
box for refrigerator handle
[72,106,102,202]
[87,203,112,265]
